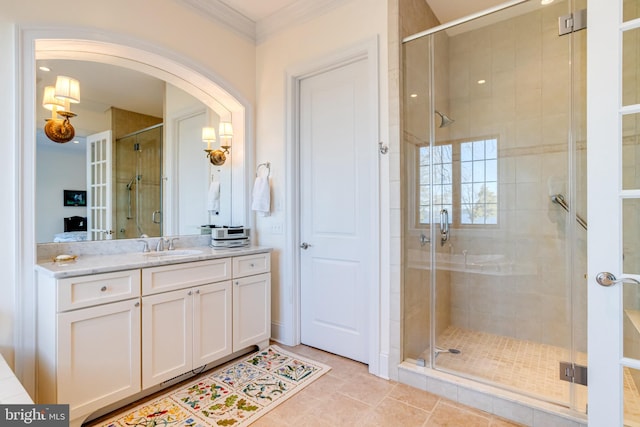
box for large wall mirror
[34,40,248,244]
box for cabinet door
[233,273,271,351]
[57,298,141,417]
[193,281,232,367]
[142,289,192,389]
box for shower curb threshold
[398,361,588,427]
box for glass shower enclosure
[402,0,588,413]
[115,124,163,239]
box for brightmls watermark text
[1,405,68,426]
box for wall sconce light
[43,75,80,143]
[203,121,233,166]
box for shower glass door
[402,32,435,367]
[115,124,163,239]
[402,0,588,412]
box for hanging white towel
[207,180,220,214]
[251,175,270,216]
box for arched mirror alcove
[16,29,253,394]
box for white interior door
[588,0,640,424]
[86,130,113,240]
[299,56,376,364]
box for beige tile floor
[254,343,524,427]
[87,342,524,427]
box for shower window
[418,137,498,227]
[460,138,497,225]
[419,144,452,224]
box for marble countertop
[36,245,272,279]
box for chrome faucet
[168,237,179,250]
[155,237,167,252]
[137,240,150,253]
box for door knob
[596,271,640,287]
[300,242,311,250]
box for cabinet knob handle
[195,289,200,294]
[235,281,239,285]
[100,286,107,292]
[188,290,193,295]
[134,302,140,307]
[250,263,255,267]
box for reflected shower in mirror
[35,59,232,243]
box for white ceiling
[218,0,299,21]
[218,0,506,24]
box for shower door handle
[152,210,161,224]
[440,208,449,246]
[596,272,640,287]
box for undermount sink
[144,249,203,257]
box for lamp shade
[219,122,233,139]
[219,121,233,148]
[202,127,217,142]
[54,75,80,104]
[202,126,216,151]
[42,86,66,111]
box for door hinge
[559,9,587,36]
[559,361,588,386]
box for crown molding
[177,0,256,42]
[256,0,346,44]
[176,0,347,45]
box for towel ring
[257,162,271,177]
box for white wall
[0,20,17,366]
[35,136,87,243]
[164,83,232,236]
[0,0,255,373]
[255,0,390,359]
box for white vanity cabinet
[232,253,271,351]
[141,259,232,388]
[141,254,271,387]
[36,269,141,426]
[35,248,271,427]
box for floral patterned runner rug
[99,345,330,427]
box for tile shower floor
[432,325,640,425]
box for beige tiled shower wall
[390,0,442,376]
[111,107,163,239]
[443,2,587,351]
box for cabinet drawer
[57,270,141,312]
[142,259,231,295]
[233,253,270,278]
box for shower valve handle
[596,272,640,287]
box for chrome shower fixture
[435,110,455,128]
